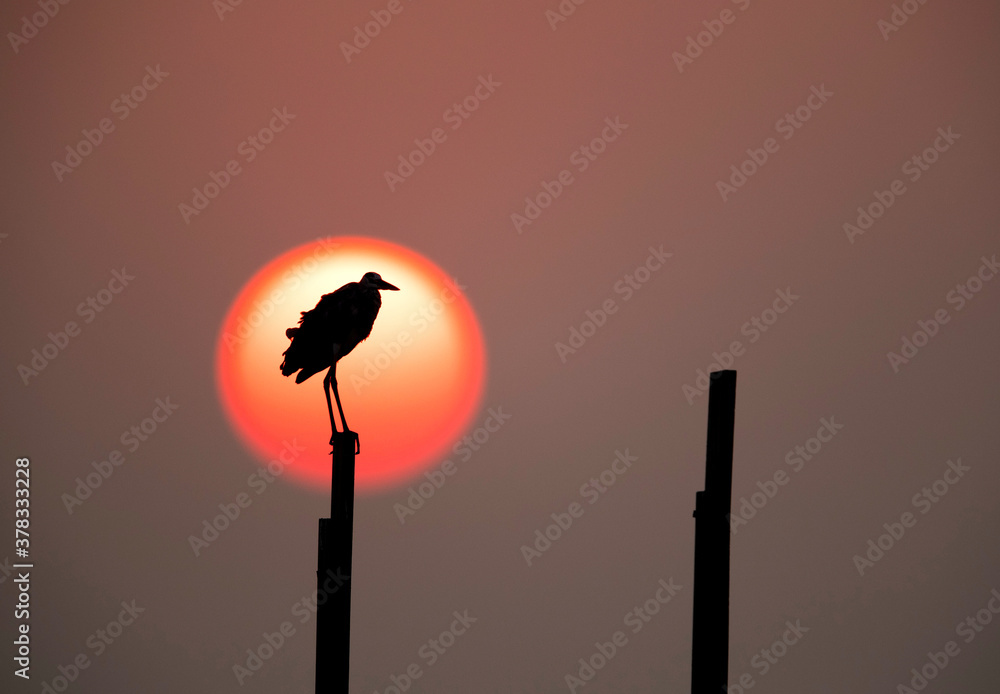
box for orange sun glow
[215,237,486,492]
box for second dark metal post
[316,431,358,694]
[691,370,736,694]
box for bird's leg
[330,361,350,434]
[323,368,338,440]
[329,365,360,452]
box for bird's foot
[329,430,360,455]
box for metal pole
[691,370,736,694]
[316,431,358,694]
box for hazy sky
[2,0,999,692]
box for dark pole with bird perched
[691,369,736,694]
[279,271,400,693]
[315,430,357,693]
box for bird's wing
[280,283,361,380]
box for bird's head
[360,272,399,291]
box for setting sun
[215,237,486,492]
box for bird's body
[280,283,383,383]
[280,272,399,437]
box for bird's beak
[376,279,399,291]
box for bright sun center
[215,237,487,493]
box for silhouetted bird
[280,272,399,439]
